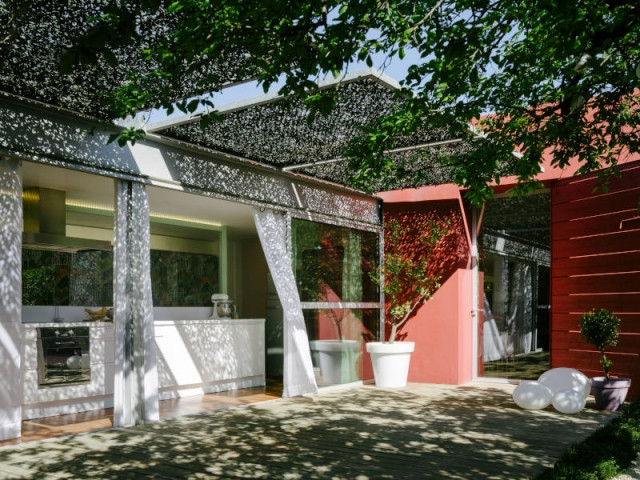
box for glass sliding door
[292,218,381,386]
[479,193,551,380]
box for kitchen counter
[154,318,266,399]
[23,321,113,328]
[21,322,115,420]
[21,318,266,418]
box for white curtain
[507,261,534,355]
[113,180,159,426]
[253,209,318,397]
[482,293,507,362]
[483,255,535,362]
[0,157,22,440]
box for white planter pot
[366,341,415,388]
[309,340,361,385]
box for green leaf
[167,2,184,13]
[49,0,638,197]
[187,99,200,113]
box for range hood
[22,187,112,252]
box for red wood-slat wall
[551,161,640,400]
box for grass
[534,400,640,480]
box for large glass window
[22,250,113,306]
[23,247,219,308]
[150,250,219,306]
[292,218,381,386]
[480,193,550,380]
[22,248,219,307]
[292,219,379,303]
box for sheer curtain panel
[253,208,318,397]
[0,157,22,440]
[113,180,159,427]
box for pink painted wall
[402,268,474,384]
[379,190,474,385]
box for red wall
[551,161,640,400]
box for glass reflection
[22,249,219,307]
[292,218,380,385]
[480,193,551,380]
[304,309,378,386]
[292,219,378,303]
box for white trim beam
[0,91,381,226]
[281,138,465,172]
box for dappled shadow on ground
[0,383,616,480]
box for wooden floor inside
[0,379,282,448]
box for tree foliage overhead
[5,0,640,201]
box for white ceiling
[22,161,258,238]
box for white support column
[0,157,23,440]
[220,226,228,293]
[471,206,479,380]
[113,180,159,427]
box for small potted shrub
[579,308,631,411]
[366,214,449,388]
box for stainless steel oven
[37,327,90,387]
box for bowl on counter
[84,307,113,322]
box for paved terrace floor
[0,382,618,480]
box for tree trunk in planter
[366,342,415,388]
[591,377,632,411]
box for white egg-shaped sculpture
[512,381,554,410]
[66,355,82,369]
[538,368,591,398]
[552,389,587,414]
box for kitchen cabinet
[155,319,265,399]
[21,322,115,420]
[20,318,265,419]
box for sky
[141,44,423,127]
[211,49,420,107]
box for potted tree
[579,308,631,411]
[367,215,449,387]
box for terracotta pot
[591,377,632,411]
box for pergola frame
[0,3,470,441]
[0,3,473,191]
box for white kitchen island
[154,318,266,400]
[21,317,266,418]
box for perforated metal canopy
[0,2,252,119]
[146,70,473,190]
[0,3,471,192]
